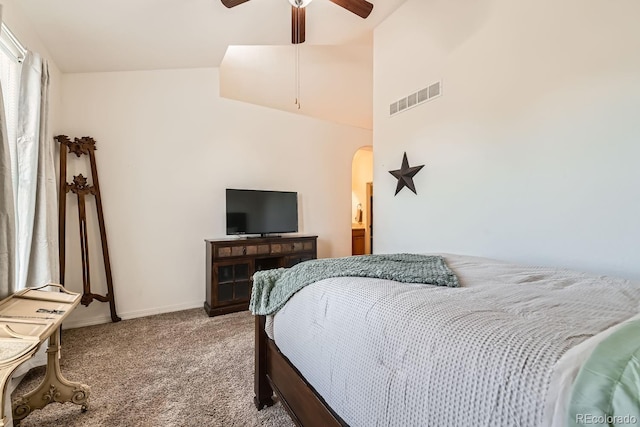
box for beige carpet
[12,309,294,427]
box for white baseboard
[62,300,204,330]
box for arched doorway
[351,147,373,255]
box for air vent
[417,88,429,103]
[428,82,441,98]
[407,93,417,108]
[390,80,442,117]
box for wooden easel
[55,135,121,322]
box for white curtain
[15,51,58,290]
[0,5,17,301]
[10,52,57,381]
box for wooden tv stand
[204,235,318,317]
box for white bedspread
[271,254,640,427]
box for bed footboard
[254,315,275,409]
[254,315,346,426]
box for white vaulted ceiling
[15,0,407,73]
[220,44,373,128]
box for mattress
[270,254,640,427]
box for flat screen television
[226,189,298,236]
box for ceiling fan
[221,0,374,44]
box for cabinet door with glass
[213,261,253,306]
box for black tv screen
[226,189,298,236]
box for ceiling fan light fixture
[288,0,312,8]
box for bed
[252,254,640,427]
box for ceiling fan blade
[328,0,373,19]
[221,0,251,8]
[291,6,306,44]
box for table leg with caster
[11,329,90,425]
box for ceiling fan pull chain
[293,40,301,109]
[297,44,301,110]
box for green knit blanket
[249,254,459,316]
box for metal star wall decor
[388,152,425,195]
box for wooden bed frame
[254,315,347,427]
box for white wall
[374,0,640,279]
[60,68,371,327]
